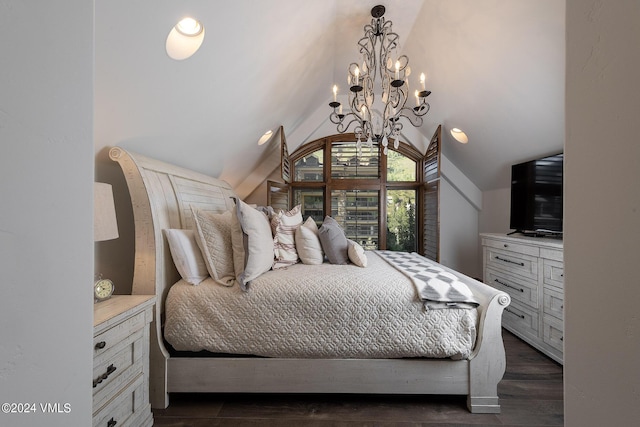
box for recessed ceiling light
[175,17,203,37]
[258,130,274,145]
[450,128,469,144]
[166,17,205,61]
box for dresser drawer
[543,259,564,290]
[502,299,539,339]
[482,237,540,258]
[94,310,146,357]
[485,246,538,281]
[485,267,538,309]
[93,327,144,410]
[93,373,145,427]
[543,286,564,321]
[543,315,564,353]
[540,247,563,262]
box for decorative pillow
[235,198,274,290]
[271,205,303,269]
[295,216,324,265]
[191,208,236,287]
[163,229,209,285]
[318,216,349,265]
[347,239,368,267]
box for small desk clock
[94,278,115,302]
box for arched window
[270,129,441,259]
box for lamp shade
[94,182,119,242]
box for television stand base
[507,230,563,239]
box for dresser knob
[504,244,508,248]
[95,341,106,350]
[107,418,118,427]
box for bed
[109,146,511,414]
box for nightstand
[93,295,155,427]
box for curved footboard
[466,280,511,413]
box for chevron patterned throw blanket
[376,251,479,310]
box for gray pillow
[318,216,349,265]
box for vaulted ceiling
[95,0,565,194]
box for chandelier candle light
[329,5,431,155]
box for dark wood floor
[153,331,563,426]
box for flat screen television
[509,153,563,237]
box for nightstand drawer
[485,267,538,308]
[93,295,155,427]
[93,373,144,427]
[94,310,146,357]
[485,247,538,281]
[93,327,144,410]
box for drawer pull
[505,308,525,319]
[495,255,525,267]
[107,418,117,427]
[494,278,524,293]
[92,364,117,388]
[95,341,106,350]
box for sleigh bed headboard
[109,147,236,316]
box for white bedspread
[164,251,477,359]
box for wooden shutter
[267,180,290,211]
[280,126,291,184]
[422,125,441,262]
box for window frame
[288,133,425,253]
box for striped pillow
[271,205,303,269]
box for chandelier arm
[329,5,432,154]
[334,112,365,134]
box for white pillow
[191,208,236,287]
[347,239,368,267]
[163,229,209,285]
[235,198,274,290]
[229,201,246,282]
[295,217,324,265]
[271,205,303,269]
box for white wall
[479,187,510,235]
[477,187,510,276]
[565,1,640,425]
[0,1,94,426]
[440,178,481,278]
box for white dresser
[481,233,564,364]
[93,295,155,427]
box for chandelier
[329,5,431,155]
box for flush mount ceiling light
[450,128,469,144]
[257,130,274,145]
[329,5,432,155]
[166,16,205,61]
